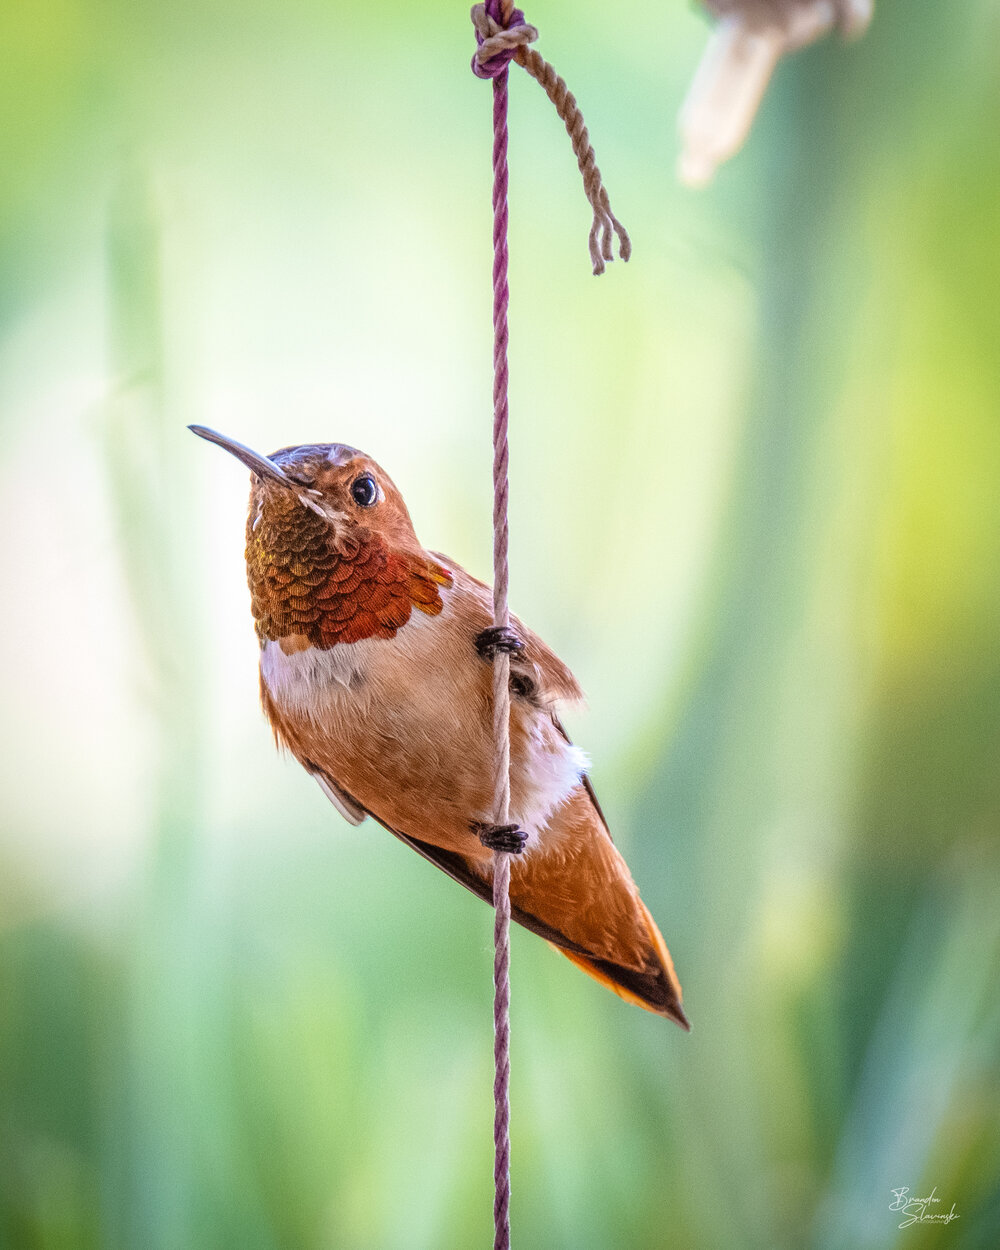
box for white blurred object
[678,0,873,187]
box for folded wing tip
[307,763,367,825]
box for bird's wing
[280,726,598,956]
[510,616,583,706]
[311,745,688,1028]
[305,761,367,825]
[308,771,601,960]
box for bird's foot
[475,626,524,661]
[472,822,528,854]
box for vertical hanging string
[488,10,515,1248]
[472,3,519,1245]
[470,6,629,1245]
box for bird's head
[190,425,452,648]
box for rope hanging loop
[471,1,631,275]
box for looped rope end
[505,41,632,276]
[588,196,632,276]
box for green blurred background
[2,0,999,1246]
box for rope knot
[471,3,539,80]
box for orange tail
[510,786,689,1029]
[550,900,688,1028]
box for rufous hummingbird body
[192,426,688,1028]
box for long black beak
[188,425,296,488]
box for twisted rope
[470,5,629,1245]
[486,11,515,1248]
[471,2,631,275]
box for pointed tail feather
[510,783,690,1029]
[344,773,690,1028]
[549,899,690,1030]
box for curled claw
[475,625,524,660]
[472,822,529,854]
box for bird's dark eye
[351,474,378,508]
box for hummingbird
[191,426,688,1029]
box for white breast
[260,636,375,715]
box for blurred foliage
[1,0,999,1247]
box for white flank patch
[511,735,589,852]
